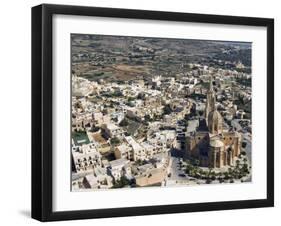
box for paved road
[168,150,193,182]
[169,157,185,181]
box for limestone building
[186,78,242,168]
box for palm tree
[194,159,200,167]
[223,172,229,180]
[217,172,222,181]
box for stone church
[186,78,241,168]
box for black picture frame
[32,4,274,222]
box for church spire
[209,76,214,92]
[205,76,216,121]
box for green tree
[128,96,135,102]
[110,137,120,145]
[112,176,130,188]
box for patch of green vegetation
[103,90,123,98]
[127,96,136,102]
[72,131,90,146]
[235,68,251,74]
[93,71,104,76]
[110,137,121,145]
[81,71,112,81]
[112,176,131,188]
[184,157,250,184]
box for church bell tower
[205,77,216,123]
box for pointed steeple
[205,76,216,121]
[209,76,214,92]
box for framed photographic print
[32,4,274,221]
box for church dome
[208,109,223,124]
[208,109,223,134]
[209,138,224,148]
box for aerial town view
[71,34,252,191]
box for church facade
[186,79,242,168]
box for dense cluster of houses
[71,63,252,190]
